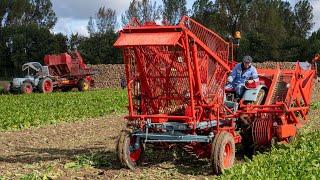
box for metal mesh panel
[180,17,230,63]
[124,46,190,115]
[271,73,293,104]
[198,47,228,104]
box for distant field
[0,89,127,130]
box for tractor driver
[225,55,259,98]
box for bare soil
[0,115,215,179]
[0,108,319,179]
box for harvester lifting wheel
[77,78,89,91]
[211,132,235,174]
[39,78,53,93]
[116,129,144,169]
[21,82,33,94]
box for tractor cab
[21,62,49,78]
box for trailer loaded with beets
[114,16,319,174]
[4,51,94,94]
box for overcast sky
[52,0,320,36]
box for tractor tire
[116,129,144,169]
[3,82,11,93]
[211,131,235,174]
[77,79,89,92]
[39,78,53,93]
[21,82,33,94]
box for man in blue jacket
[225,55,259,98]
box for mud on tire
[21,82,33,94]
[39,78,53,93]
[211,131,235,174]
[116,129,144,169]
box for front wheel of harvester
[116,129,144,170]
[77,78,89,91]
[21,82,33,94]
[38,78,53,93]
[211,132,235,174]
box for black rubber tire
[240,128,255,158]
[116,129,144,170]
[21,82,33,94]
[211,131,235,174]
[3,82,11,93]
[38,78,53,93]
[77,78,89,91]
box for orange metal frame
[114,16,319,151]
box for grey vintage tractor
[4,62,53,94]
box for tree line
[0,0,319,79]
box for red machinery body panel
[113,16,319,173]
[44,52,90,77]
[114,32,182,46]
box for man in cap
[225,55,259,98]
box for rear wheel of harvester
[116,129,144,169]
[39,78,53,93]
[21,82,33,94]
[211,132,235,174]
[77,78,89,91]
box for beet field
[0,89,319,179]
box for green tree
[191,0,215,27]
[87,16,96,36]
[238,0,287,61]
[96,6,117,33]
[212,0,248,36]
[4,0,31,26]
[0,24,67,77]
[28,0,57,29]
[78,32,120,64]
[0,0,9,28]
[68,33,84,51]
[307,30,320,60]
[2,0,57,29]
[294,0,314,37]
[122,0,161,25]
[162,0,187,25]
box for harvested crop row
[91,64,125,89]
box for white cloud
[53,18,89,36]
[52,0,130,19]
[52,0,131,36]
[311,0,320,31]
[52,0,320,36]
